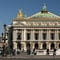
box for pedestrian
[27,47,31,55]
[53,48,56,56]
[32,48,35,54]
[12,49,16,56]
[46,49,49,55]
[17,49,20,55]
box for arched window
[34,33,39,40]
[17,33,22,40]
[26,33,31,40]
[50,33,55,40]
[43,33,47,40]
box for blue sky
[0,0,60,35]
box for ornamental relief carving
[13,21,60,27]
[25,22,60,27]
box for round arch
[42,42,47,49]
[34,43,39,49]
[26,43,31,49]
[59,43,60,49]
[17,42,21,50]
[50,43,55,49]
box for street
[0,55,60,60]
[0,58,60,60]
[0,52,60,60]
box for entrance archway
[59,44,60,48]
[26,43,30,49]
[42,43,47,49]
[51,43,55,49]
[17,42,21,50]
[34,43,38,49]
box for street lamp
[8,25,13,55]
[3,24,6,43]
[3,24,6,56]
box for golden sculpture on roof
[17,10,23,19]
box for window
[34,33,39,40]
[27,33,31,40]
[59,33,60,40]
[17,33,22,40]
[51,33,55,40]
[43,33,47,40]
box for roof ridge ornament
[41,4,48,13]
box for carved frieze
[13,21,60,27]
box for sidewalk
[0,54,60,59]
[0,52,60,59]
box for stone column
[31,30,33,40]
[54,42,56,48]
[31,30,35,40]
[30,42,34,49]
[32,42,35,49]
[13,30,17,41]
[24,29,26,41]
[40,42,43,49]
[56,30,59,40]
[56,42,59,49]
[13,42,17,49]
[48,30,51,40]
[55,30,57,40]
[47,30,50,40]
[40,30,43,40]
[39,30,41,40]
[22,29,24,40]
[24,42,26,51]
[46,42,49,49]
[38,42,41,49]
[49,43,51,49]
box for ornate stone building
[12,5,60,51]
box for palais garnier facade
[8,4,60,51]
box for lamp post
[8,25,13,55]
[3,24,6,43]
[3,24,6,56]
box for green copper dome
[30,12,60,18]
[28,4,60,19]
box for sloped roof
[28,12,60,19]
[27,4,60,20]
